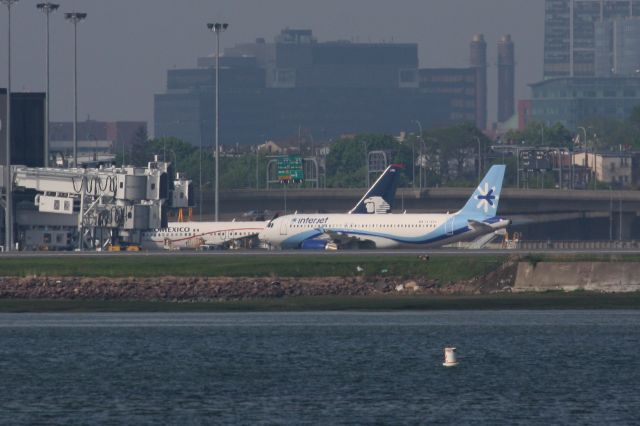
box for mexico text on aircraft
[259,165,510,250]
[140,222,265,250]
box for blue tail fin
[349,164,402,214]
[458,165,506,218]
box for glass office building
[530,76,640,129]
[544,0,640,78]
[154,29,480,147]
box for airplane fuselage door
[445,216,455,236]
[280,221,288,236]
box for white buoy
[442,347,459,367]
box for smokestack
[470,34,487,130]
[497,34,515,123]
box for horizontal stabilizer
[466,231,503,249]
[468,219,492,231]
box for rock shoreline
[0,261,518,301]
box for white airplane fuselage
[140,221,266,250]
[259,212,510,250]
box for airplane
[140,220,265,250]
[258,165,511,250]
[139,163,403,250]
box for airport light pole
[412,120,424,191]
[65,12,87,168]
[199,135,203,219]
[2,0,18,252]
[422,136,437,191]
[411,137,417,188]
[207,22,228,221]
[592,133,599,191]
[577,126,588,149]
[476,136,482,180]
[37,2,59,167]
[577,126,588,169]
[362,140,368,188]
[609,185,613,241]
[255,145,259,190]
[161,140,178,172]
[168,149,178,173]
[577,126,594,189]
[619,193,623,241]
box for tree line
[122,109,640,191]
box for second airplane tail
[349,164,402,214]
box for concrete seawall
[514,262,640,293]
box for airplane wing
[317,228,375,248]
[222,231,262,249]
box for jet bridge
[0,157,176,251]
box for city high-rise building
[0,90,45,167]
[419,68,478,124]
[155,29,474,146]
[595,17,640,76]
[470,34,487,130]
[534,1,640,129]
[49,120,147,160]
[497,35,515,123]
[544,0,640,79]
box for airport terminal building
[154,29,481,147]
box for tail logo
[365,196,391,214]
[475,182,497,213]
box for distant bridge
[213,187,640,215]
[196,187,640,240]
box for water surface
[0,311,638,425]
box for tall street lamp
[64,12,87,167]
[592,133,599,191]
[362,140,368,188]
[577,126,595,189]
[207,22,228,221]
[413,120,425,190]
[2,0,19,252]
[199,134,203,220]
[412,120,423,189]
[37,2,59,167]
[476,136,482,180]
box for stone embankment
[2,260,639,301]
[513,262,640,293]
[0,261,518,301]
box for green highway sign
[277,155,304,183]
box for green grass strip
[0,255,505,281]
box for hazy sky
[1,0,544,135]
